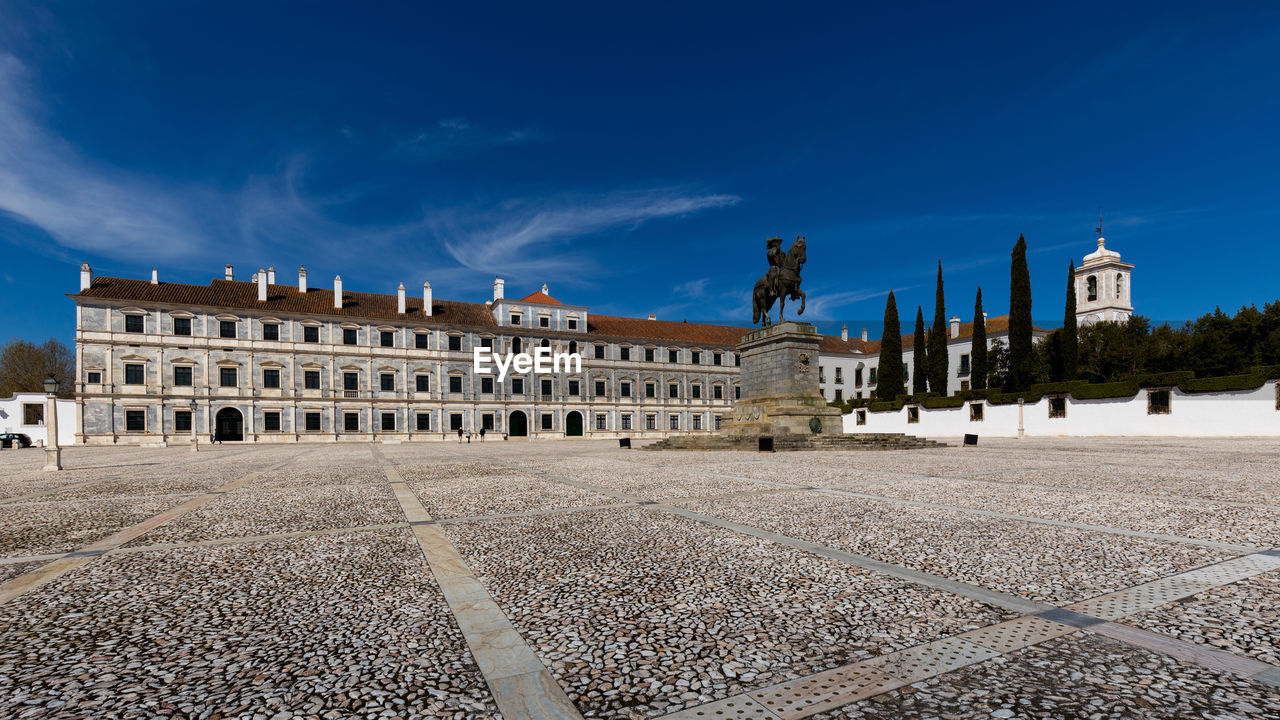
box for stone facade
[726,322,841,436]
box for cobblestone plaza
[1,439,1278,719]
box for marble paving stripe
[0,552,66,566]
[106,523,409,554]
[0,448,314,606]
[814,487,1260,553]
[1087,622,1279,686]
[426,503,632,526]
[372,448,582,720]
[661,695,782,719]
[1066,551,1280,619]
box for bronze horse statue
[752,235,806,326]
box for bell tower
[1074,213,1134,325]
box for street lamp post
[42,376,62,471]
[189,400,199,452]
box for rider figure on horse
[765,236,785,298]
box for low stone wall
[845,381,1280,437]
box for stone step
[644,433,945,452]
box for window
[960,380,970,391]
[480,337,493,349]
[713,353,722,366]
[670,415,679,430]
[569,340,577,355]
[645,348,655,362]
[449,376,463,393]
[381,413,395,431]
[621,414,633,430]
[693,415,702,430]
[835,368,843,384]
[263,323,279,341]
[416,375,430,392]
[907,406,919,423]
[450,413,463,431]
[594,345,606,360]
[669,349,679,363]
[173,366,193,387]
[539,316,550,328]
[380,373,394,392]
[855,368,864,386]
[568,317,578,330]
[305,370,321,389]
[1148,389,1171,415]
[621,382,632,397]
[594,380,606,396]
[834,389,843,402]
[595,414,607,430]
[481,377,494,394]
[125,314,144,333]
[856,410,867,426]
[1087,275,1098,302]
[303,325,319,343]
[220,320,236,339]
[125,364,145,385]
[645,414,656,430]
[620,346,630,361]
[415,333,429,349]
[175,410,192,432]
[23,404,43,425]
[735,355,741,367]
[264,411,281,432]
[1049,397,1067,418]
[125,409,145,432]
[173,317,191,336]
[343,372,358,391]
[344,413,360,432]
[691,351,701,365]
[713,385,723,400]
[263,369,280,389]
[541,378,553,396]
[959,354,971,374]
[692,385,702,399]
[645,382,656,398]
[305,412,321,432]
[714,415,722,430]
[970,402,985,422]
[381,331,394,347]
[819,368,826,383]
[220,367,237,387]
[416,413,431,431]
[87,371,101,384]
[541,413,553,430]
[669,383,679,398]
[448,335,462,351]
[343,328,358,345]
[1116,273,1124,298]
[512,377,524,394]
[482,413,494,431]
[568,379,580,396]
[735,386,741,399]
[540,339,550,349]
[510,313,521,326]
[870,367,878,384]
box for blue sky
[2,2,1279,344]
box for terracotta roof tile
[517,290,564,306]
[860,315,1048,353]
[586,315,750,347]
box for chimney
[150,269,159,285]
[950,316,960,339]
[422,281,433,316]
[983,312,988,321]
[298,266,307,293]
[225,264,233,281]
[257,268,268,301]
[267,267,276,285]
[541,282,549,295]
[841,323,848,341]
[648,313,656,320]
[333,276,343,309]
[493,277,505,301]
[861,327,868,342]
[79,263,92,291]
[397,283,406,314]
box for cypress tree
[912,306,929,395]
[1062,260,1079,380]
[877,291,904,401]
[928,259,949,394]
[971,287,987,389]
[1008,234,1034,391]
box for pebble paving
[0,438,1276,719]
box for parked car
[0,433,33,448]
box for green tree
[0,338,75,398]
[1079,316,1152,382]
[987,338,1010,390]
[1061,261,1078,380]
[970,288,987,390]
[876,291,905,401]
[927,260,948,394]
[912,306,928,395]
[1007,234,1033,391]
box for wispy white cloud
[673,277,710,298]
[434,190,739,280]
[400,117,536,159]
[802,287,900,320]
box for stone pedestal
[723,321,842,437]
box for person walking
[479,427,486,442]
[457,427,463,443]
[465,429,472,444]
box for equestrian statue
[752,235,806,326]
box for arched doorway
[215,408,244,442]
[509,410,528,437]
[565,411,583,437]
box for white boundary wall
[0,394,78,446]
[844,381,1280,437]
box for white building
[0,393,77,446]
[1075,235,1134,325]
